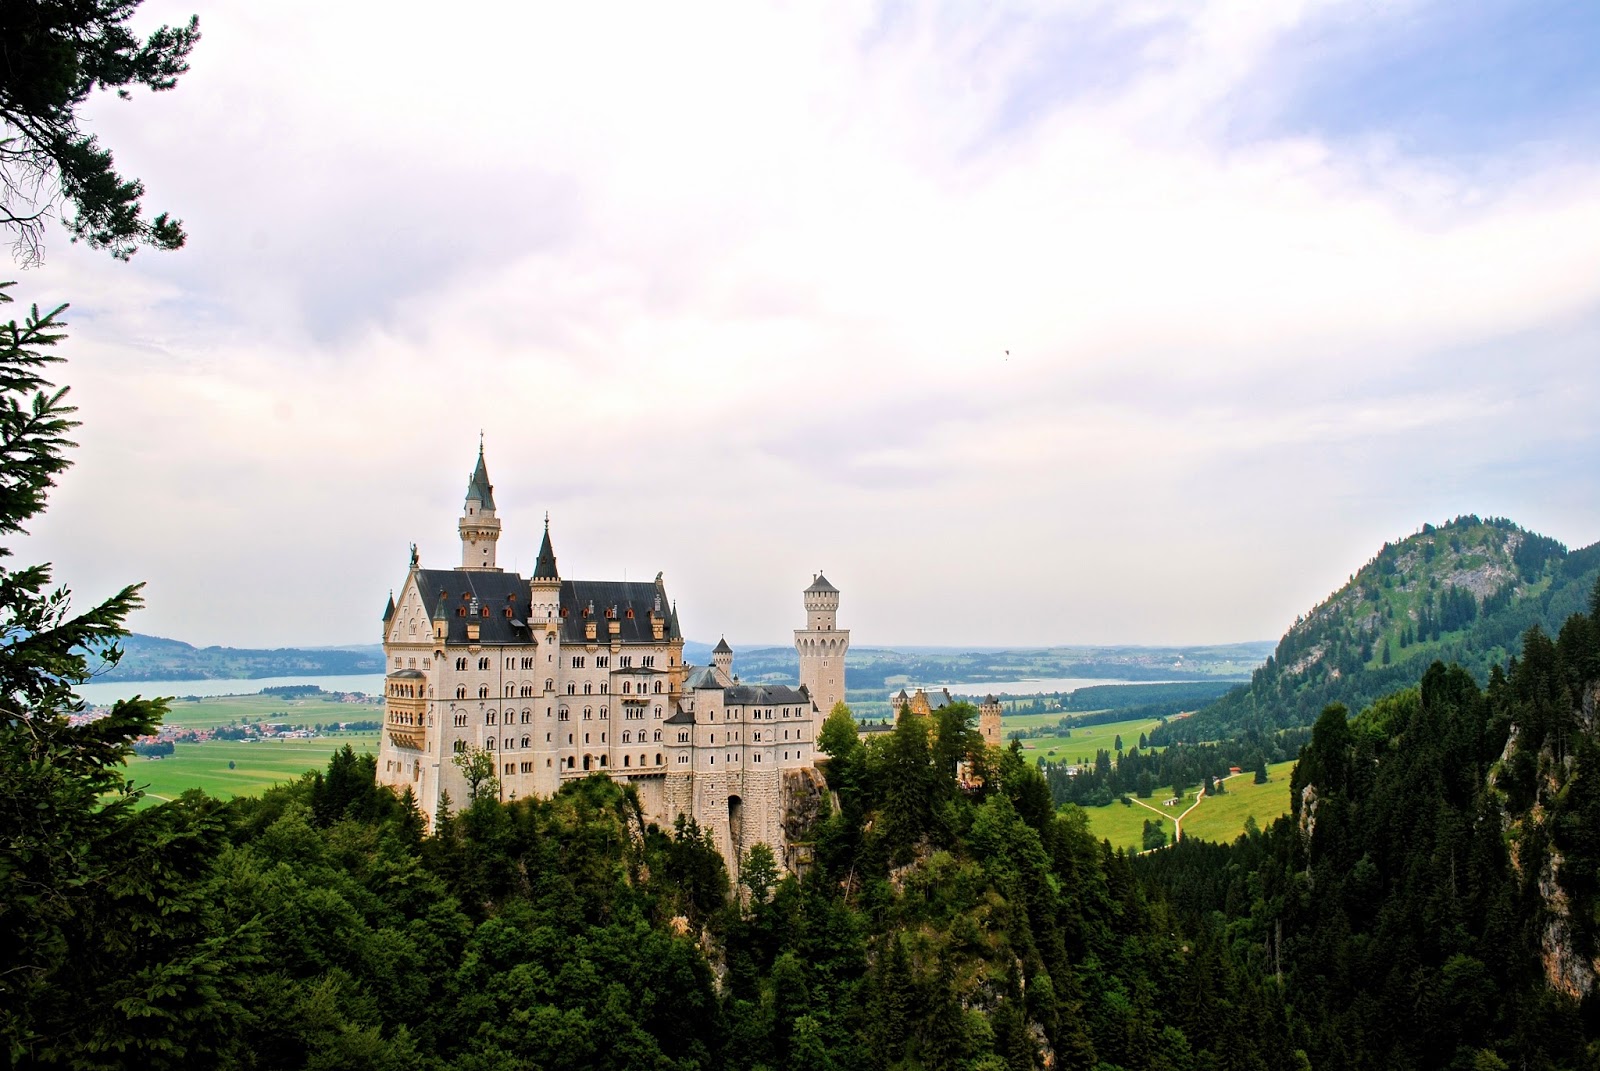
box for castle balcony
[384,670,429,750]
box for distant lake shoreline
[77,672,388,706]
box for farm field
[139,691,381,730]
[1080,759,1297,854]
[124,733,384,805]
[1007,714,1169,765]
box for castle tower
[458,443,501,570]
[795,573,849,715]
[528,515,561,622]
[979,695,1003,748]
[711,636,733,683]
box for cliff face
[1501,679,1600,998]
[781,766,828,874]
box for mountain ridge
[1162,515,1600,742]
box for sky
[10,0,1600,651]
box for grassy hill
[1163,515,1600,741]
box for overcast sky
[12,0,1600,650]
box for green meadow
[1080,760,1297,854]
[125,733,384,804]
[1003,713,1170,766]
[112,692,386,805]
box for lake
[76,672,387,707]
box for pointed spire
[712,636,732,655]
[465,441,495,510]
[382,591,395,622]
[432,589,449,622]
[533,514,559,580]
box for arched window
[478,657,490,671]
[567,683,576,695]
[583,707,592,720]
[598,755,607,767]
[622,681,631,694]
[655,753,663,765]
[582,755,591,771]
[624,755,631,767]
[622,731,631,743]
[486,737,495,749]
[478,685,489,699]
[600,707,608,719]
[455,657,467,671]
[583,682,592,694]
[654,680,663,693]
[456,685,466,699]
[486,710,496,724]
[453,740,465,753]
[653,729,661,742]
[521,736,530,748]
[505,683,514,697]
[545,679,555,692]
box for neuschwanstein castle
[375,446,847,871]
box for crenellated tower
[795,573,849,715]
[459,442,501,570]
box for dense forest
[1160,517,1600,744]
[1139,589,1600,1070]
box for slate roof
[983,694,998,705]
[805,573,838,594]
[466,447,495,509]
[559,579,673,645]
[382,592,395,622]
[533,519,558,580]
[415,568,534,645]
[665,704,695,725]
[712,636,732,654]
[683,665,725,691]
[723,683,811,707]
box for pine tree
[0,288,253,1064]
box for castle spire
[459,442,501,570]
[533,513,559,580]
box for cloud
[11,0,1600,650]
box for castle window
[623,731,631,743]
[457,607,465,617]
[584,707,592,720]
[567,683,576,695]
[478,657,490,671]
[546,732,551,741]
[393,657,401,668]
[545,679,555,692]
[623,681,631,694]
[481,607,490,618]
[584,683,592,694]
[567,756,575,768]
[624,755,630,767]
[559,708,569,721]
[595,655,609,668]
[521,736,530,748]
[453,740,465,753]
[505,684,514,697]
[654,706,662,719]
[653,730,661,742]
[571,656,584,669]
[486,711,496,725]
[654,681,663,693]
[456,685,467,699]
[600,707,608,719]
[486,737,495,749]
[456,657,467,671]
[620,656,632,668]
[505,608,513,618]
[478,685,489,699]
[642,656,655,668]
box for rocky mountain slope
[1164,516,1600,741]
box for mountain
[98,633,386,681]
[1163,516,1600,742]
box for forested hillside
[1161,516,1600,742]
[1138,584,1600,1070]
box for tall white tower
[795,573,849,715]
[458,442,501,571]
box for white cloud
[11,0,1600,650]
